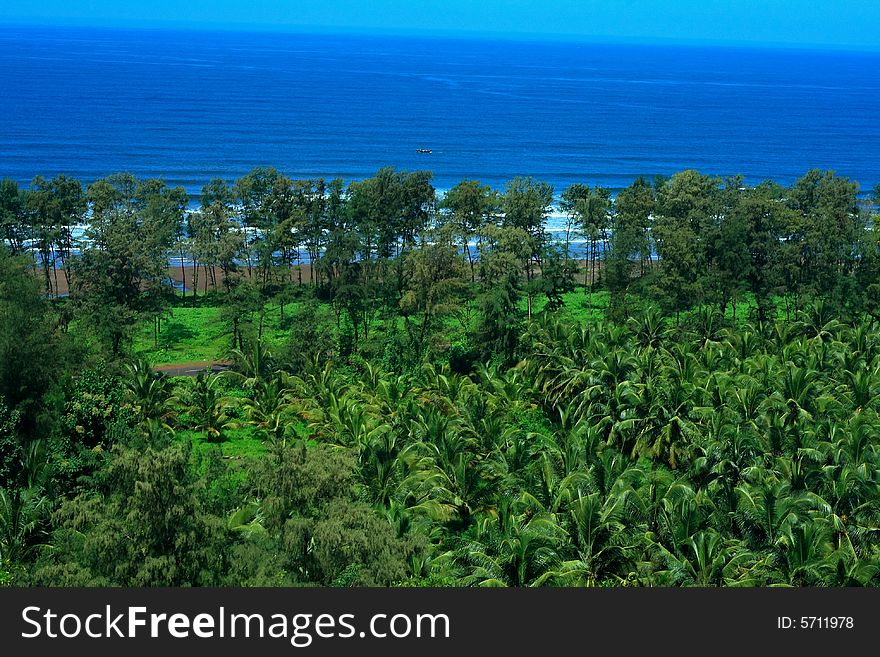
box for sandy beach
[35,263,318,297]
[34,259,622,297]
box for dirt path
[153,361,231,377]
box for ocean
[1,24,879,199]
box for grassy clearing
[134,285,802,367]
[134,300,303,365]
[134,306,227,364]
[138,289,619,366]
[177,426,267,463]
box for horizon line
[3,17,880,55]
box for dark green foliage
[535,244,577,312]
[652,170,719,316]
[0,400,22,491]
[192,177,242,295]
[440,179,499,282]
[856,227,880,321]
[44,366,129,498]
[60,366,125,450]
[606,177,655,321]
[221,278,263,350]
[26,174,87,298]
[230,442,410,586]
[0,179,26,255]
[31,442,226,586]
[560,182,611,295]
[0,247,59,420]
[4,166,880,589]
[74,174,182,354]
[399,240,469,359]
[280,299,336,371]
[501,177,554,298]
[473,274,522,364]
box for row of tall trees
[3,166,877,364]
[608,170,870,325]
[1,164,880,587]
[4,167,873,317]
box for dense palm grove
[1,165,880,586]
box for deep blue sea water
[1,25,879,197]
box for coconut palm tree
[734,472,816,551]
[240,373,298,445]
[170,372,234,443]
[537,490,633,586]
[0,486,48,564]
[455,496,567,587]
[775,521,834,586]
[652,530,758,586]
[227,339,276,387]
[634,366,700,470]
[629,307,669,349]
[123,358,173,426]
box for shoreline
[32,264,317,297]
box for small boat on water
[416,148,432,154]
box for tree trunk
[465,240,475,283]
[592,240,599,309]
[192,258,199,299]
[583,253,589,293]
[42,254,53,297]
[62,232,73,296]
[52,251,60,298]
[244,228,253,277]
[179,242,187,299]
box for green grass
[134,284,803,368]
[177,427,267,463]
[134,301,303,365]
[134,306,227,364]
[137,288,618,367]
[521,289,611,323]
[176,427,264,495]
